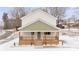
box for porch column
[19,32,20,40]
[19,32,21,45]
[19,32,23,45]
[30,32,34,45]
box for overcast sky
[0,7,79,21]
[65,7,79,18]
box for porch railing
[19,32,59,45]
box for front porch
[19,32,60,46]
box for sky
[65,7,79,18]
[0,7,79,21]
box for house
[18,10,62,46]
[62,18,78,29]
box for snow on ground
[0,37,19,50]
[60,32,79,48]
[0,38,78,51]
[0,21,4,30]
[0,34,79,50]
[0,29,79,50]
[0,31,6,36]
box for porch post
[30,32,33,45]
[57,32,59,40]
[19,32,20,45]
[19,32,20,39]
[44,32,46,45]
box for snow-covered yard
[0,29,79,50]
[60,29,79,48]
[0,34,79,50]
[0,37,77,51]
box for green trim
[20,21,58,31]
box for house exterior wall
[21,10,57,29]
[18,10,59,46]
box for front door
[37,32,41,39]
[34,32,43,45]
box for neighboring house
[18,10,62,46]
[57,18,79,29]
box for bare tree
[39,7,67,17]
[50,7,67,24]
[40,7,67,20]
[10,7,27,19]
[40,7,67,28]
[68,15,76,29]
[8,7,28,30]
[39,7,49,13]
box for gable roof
[19,20,59,32]
[19,10,59,31]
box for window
[31,32,34,35]
[44,32,51,35]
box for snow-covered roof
[19,10,59,30]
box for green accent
[20,21,58,31]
